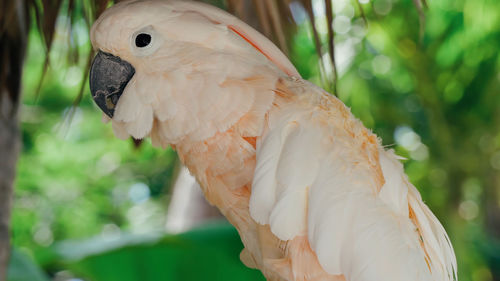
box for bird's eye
[130,26,161,56]
[135,33,152,48]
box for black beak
[89,51,135,118]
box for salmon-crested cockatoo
[89,1,457,280]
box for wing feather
[250,82,457,281]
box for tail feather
[408,187,458,280]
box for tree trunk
[0,0,27,278]
[0,97,20,279]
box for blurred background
[2,0,500,280]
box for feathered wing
[250,80,457,281]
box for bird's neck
[175,129,257,210]
[173,76,300,201]
[174,124,267,259]
[173,77,298,206]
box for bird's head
[89,0,299,145]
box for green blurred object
[52,222,265,281]
[7,249,50,281]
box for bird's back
[249,77,457,281]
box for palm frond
[354,0,368,26]
[300,0,329,88]
[0,0,29,116]
[31,0,64,101]
[324,0,337,95]
[412,0,427,42]
[265,0,289,55]
[253,0,272,38]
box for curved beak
[89,51,135,118]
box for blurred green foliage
[8,249,50,281]
[50,222,264,281]
[9,0,500,280]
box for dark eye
[135,33,151,48]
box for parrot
[88,1,457,280]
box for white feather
[113,78,142,123]
[249,119,290,225]
[111,120,129,140]
[124,105,153,139]
[251,92,457,280]
[378,149,409,215]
